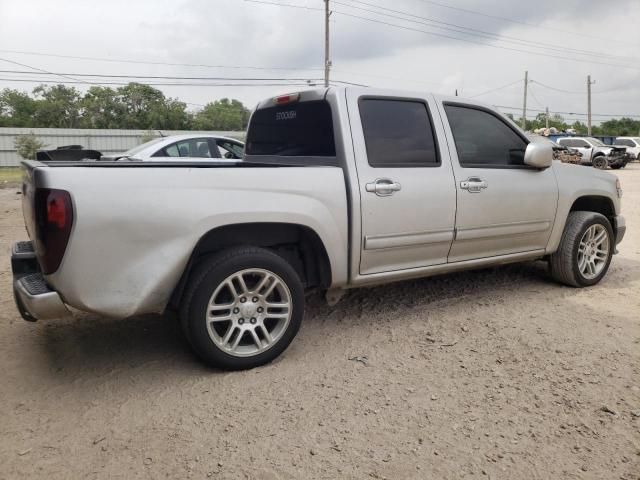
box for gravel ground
[1,165,639,480]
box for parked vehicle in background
[614,137,640,160]
[556,137,629,169]
[529,135,582,164]
[36,145,102,162]
[12,88,625,370]
[101,134,245,161]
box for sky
[0,0,639,124]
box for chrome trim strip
[456,220,551,241]
[364,229,454,250]
[352,249,546,287]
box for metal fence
[0,128,246,167]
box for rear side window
[444,105,527,167]
[246,100,336,157]
[615,139,634,147]
[359,99,439,167]
[153,138,217,158]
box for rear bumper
[11,241,69,321]
[613,215,626,247]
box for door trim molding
[364,229,454,250]
[351,249,546,286]
[455,220,551,242]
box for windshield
[586,137,605,146]
[122,137,165,157]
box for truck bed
[20,160,349,318]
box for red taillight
[34,188,73,274]
[47,196,67,228]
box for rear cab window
[245,100,336,158]
[358,98,439,167]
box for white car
[614,137,640,160]
[103,134,245,161]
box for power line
[494,104,640,118]
[0,76,364,87]
[335,0,637,63]
[0,49,324,72]
[251,1,639,70]
[530,80,584,95]
[0,56,97,85]
[0,77,323,87]
[468,79,522,98]
[527,84,545,109]
[330,9,639,70]
[412,0,637,47]
[0,69,324,82]
[244,0,323,11]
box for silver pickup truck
[12,88,626,370]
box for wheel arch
[170,222,332,309]
[569,195,615,225]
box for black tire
[549,211,614,287]
[180,246,304,370]
[610,164,623,170]
[592,155,608,169]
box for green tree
[598,117,640,136]
[14,133,46,159]
[0,89,38,127]
[32,85,82,128]
[116,83,191,130]
[80,86,125,129]
[193,98,250,130]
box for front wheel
[549,211,614,287]
[592,156,608,169]
[180,247,304,370]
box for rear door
[440,102,558,263]
[347,91,457,275]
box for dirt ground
[1,166,639,480]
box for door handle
[460,177,487,193]
[365,178,402,197]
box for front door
[439,102,558,263]
[347,92,457,275]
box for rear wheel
[180,247,304,370]
[549,211,613,287]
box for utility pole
[587,75,595,136]
[545,106,549,129]
[521,70,528,130]
[324,0,331,88]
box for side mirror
[524,142,553,169]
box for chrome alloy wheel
[578,224,610,280]
[206,269,292,357]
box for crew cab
[556,136,629,169]
[11,87,626,370]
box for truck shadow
[32,256,640,383]
[37,312,211,378]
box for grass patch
[0,167,22,185]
